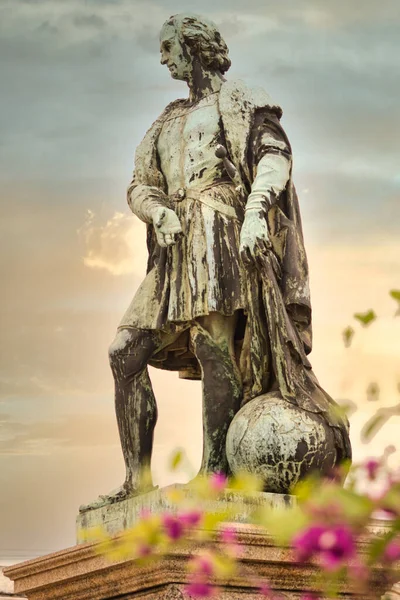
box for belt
[170,186,239,220]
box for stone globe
[226,392,337,493]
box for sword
[215,144,244,195]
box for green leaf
[255,505,309,545]
[360,409,390,443]
[202,510,232,532]
[353,309,377,327]
[229,471,264,494]
[292,473,321,502]
[342,326,355,348]
[381,487,400,515]
[335,488,375,523]
[366,382,380,402]
[328,400,357,423]
[169,448,184,471]
[389,289,400,302]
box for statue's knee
[108,329,134,366]
[109,328,157,378]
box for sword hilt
[215,144,243,194]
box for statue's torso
[157,92,226,194]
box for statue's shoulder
[135,98,186,158]
[154,98,187,125]
[219,79,282,118]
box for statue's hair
[164,14,231,74]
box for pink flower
[180,510,203,527]
[220,526,237,545]
[209,472,227,493]
[186,554,216,598]
[220,526,241,558]
[293,526,326,562]
[186,580,216,597]
[257,581,284,599]
[188,553,215,577]
[293,525,355,571]
[162,514,184,540]
[258,582,272,596]
[384,540,400,563]
[319,526,356,570]
[365,458,381,481]
[258,581,276,597]
[137,543,152,558]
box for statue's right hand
[152,207,182,247]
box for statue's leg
[80,327,162,511]
[191,312,243,475]
[107,327,162,498]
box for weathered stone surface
[226,393,337,493]
[77,485,294,542]
[5,523,397,600]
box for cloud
[79,209,145,276]
[1,0,399,190]
[0,196,147,408]
[295,0,400,27]
[0,414,120,456]
[0,0,169,48]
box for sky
[0,0,399,564]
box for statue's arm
[127,175,182,248]
[240,110,292,262]
[127,176,168,224]
[245,154,291,213]
[246,109,292,213]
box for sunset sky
[0,0,399,564]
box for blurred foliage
[362,404,400,443]
[353,309,377,327]
[389,290,400,316]
[88,455,400,599]
[342,326,355,348]
[366,382,380,402]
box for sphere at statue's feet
[226,393,337,494]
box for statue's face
[160,23,192,82]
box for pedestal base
[6,488,399,599]
[77,485,294,542]
[4,522,397,600]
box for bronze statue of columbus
[84,14,351,508]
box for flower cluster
[91,455,400,599]
[293,524,355,571]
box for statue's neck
[188,63,225,103]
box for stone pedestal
[5,521,397,600]
[5,488,399,599]
[77,485,294,542]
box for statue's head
[159,14,231,82]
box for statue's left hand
[152,206,183,247]
[239,209,272,265]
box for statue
[82,14,351,509]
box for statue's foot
[79,482,158,513]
